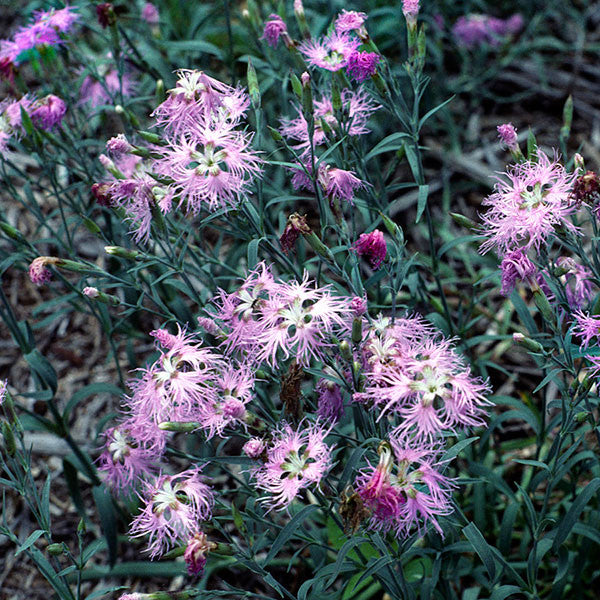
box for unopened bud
[379,212,403,242]
[513,333,544,353]
[352,318,362,344]
[83,287,120,306]
[155,79,166,104]
[268,126,283,141]
[104,246,142,260]
[303,231,334,262]
[0,221,25,242]
[532,288,554,322]
[574,153,585,172]
[339,340,352,361]
[247,59,261,109]
[138,130,164,145]
[47,543,65,556]
[450,212,478,231]
[158,421,200,433]
[2,421,16,455]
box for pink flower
[214,263,351,368]
[571,311,600,349]
[152,69,249,136]
[97,421,162,491]
[79,67,137,108]
[353,230,387,269]
[357,315,490,440]
[126,327,225,430]
[500,247,536,296]
[154,126,262,213]
[243,438,265,458]
[141,2,160,25]
[0,380,7,405]
[30,94,66,129]
[299,32,360,72]
[402,0,420,18]
[497,123,518,148]
[558,258,595,309]
[194,362,254,439]
[261,14,288,48]
[479,150,579,256]
[453,14,523,48]
[357,437,455,538]
[346,51,380,82]
[129,468,214,558]
[318,165,365,203]
[350,295,368,317]
[252,421,333,510]
[334,10,368,34]
[106,175,158,243]
[280,88,379,156]
[316,379,345,424]
[106,133,133,155]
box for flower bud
[47,543,65,556]
[104,246,142,260]
[339,340,352,361]
[512,333,544,353]
[158,421,200,433]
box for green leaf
[415,185,429,224]
[247,237,263,269]
[418,96,454,130]
[24,349,57,396]
[92,486,118,567]
[264,505,319,564]
[15,530,46,556]
[552,478,600,551]
[365,132,410,161]
[463,522,496,580]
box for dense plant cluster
[0,1,599,599]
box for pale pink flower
[318,165,365,203]
[154,125,262,213]
[402,0,420,18]
[479,150,579,255]
[97,421,162,491]
[357,316,490,440]
[79,67,137,107]
[152,69,249,136]
[194,362,254,439]
[126,327,224,429]
[261,14,288,48]
[253,421,333,510]
[299,31,360,72]
[129,468,214,558]
[0,380,7,405]
[453,14,523,48]
[571,311,600,349]
[559,258,595,309]
[280,88,379,156]
[353,230,387,269]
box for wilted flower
[30,94,66,129]
[346,51,380,82]
[335,10,367,34]
[261,14,288,48]
[184,531,216,576]
[353,230,387,269]
[497,123,518,149]
[29,256,59,285]
[500,247,536,296]
[280,213,311,254]
[316,379,345,424]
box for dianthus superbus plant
[0,1,599,599]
